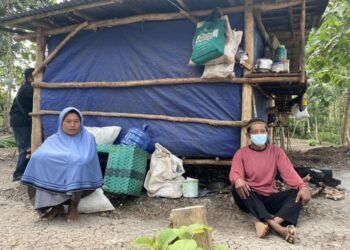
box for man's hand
[295,186,311,207]
[235,177,251,199]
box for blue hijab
[21,107,103,193]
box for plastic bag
[85,126,121,144]
[144,143,185,198]
[292,104,310,120]
[190,8,225,65]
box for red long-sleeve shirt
[229,144,307,196]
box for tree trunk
[341,89,350,146]
[315,105,320,143]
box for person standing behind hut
[10,68,34,181]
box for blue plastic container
[121,124,151,152]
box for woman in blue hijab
[21,107,103,222]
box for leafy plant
[132,223,227,250]
[308,139,316,146]
[0,135,16,148]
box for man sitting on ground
[229,118,311,244]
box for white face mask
[250,134,268,146]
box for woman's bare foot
[40,205,64,221]
[255,221,269,238]
[66,200,79,223]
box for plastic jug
[275,45,287,62]
[121,124,151,152]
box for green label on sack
[195,29,219,44]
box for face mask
[251,134,267,146]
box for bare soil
[0,142,349,250]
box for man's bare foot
[40,205,64,221]
[66,200,79,223]
[255,221,269,238]
[266,219,296,244]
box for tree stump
[169,205,213,250]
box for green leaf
[157,229,178,249]
[214,244,228,250]
[132,236,154,248]
[188,224,213,235]
[168,239,198,250]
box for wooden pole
[15,1,302,41]
[300,0,306,83]
[31,29,46,152]
[183,159,231,166]
[170,206,213,250]
[241,0,254,147]
[31,110,247,127]
[32,22,88,76]
[31,76,301,89]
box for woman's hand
[235,177,251,199]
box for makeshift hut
[0,0,328,165]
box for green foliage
[305,0,350,144]
[308,139,316,146]
[132,224,226,250]
[0,135,16,148]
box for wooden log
[2,0,120,26]
[170,206,212,250]
[288,7,296,38]
[300,0,306,83]
[32,22,88,76]
[183,159,231,166]
[15,1,302,41]
[32,76,301,89]
[31,29,46,152]
[30,110,247,127]
[241,0,254,147]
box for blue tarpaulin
[42,14,266,158]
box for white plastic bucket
[182,178,199,198]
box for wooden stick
[300,0,306,83]
[15,1,302,41]
[241,0,254,147]
[32,22,88,76]
[31,29,46,152]
[170,206,213,250]
[183,159,231,166]
[30,110,247,127]
[31,76,301,89]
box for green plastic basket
[102,145,148,196]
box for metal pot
[255,58,273,72]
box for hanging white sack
[292,104,310,120]
[190,15,236,66]
[201,30,243,78]
[144,143,185,198]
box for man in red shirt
[229,118,311,244]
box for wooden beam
[31,110,247,127]
[183,159,231,166]
[15,1,302,41]
[31,29,46,153]
[300,0,306,83]
[0,26,26,34]
[32,22,88,77]
[241,0,254,147]
[2,0,123,26]
[288,7,295,38]
[32,76,301,89]
[72,11,96,21]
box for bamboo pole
[31,29,46,152]
[15,1,302,41]
[32,22,88,77]
[241,0,254,147]
[300,0,306,83]
[31,110,247,127]
[183,159,231,166]
[32,76,301,89]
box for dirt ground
[0,142,349,250]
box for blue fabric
[41,15,266,158]
[21,107,103,193]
